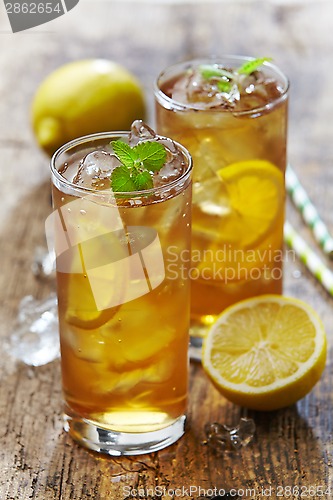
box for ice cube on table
[204,418,256,453]
[72,151,121,189]
[31,246,56,280]
[8,293,60,366]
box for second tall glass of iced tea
[155,56,289,338]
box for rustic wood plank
[0,1,333,499]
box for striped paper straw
[286,164,333,259]
[284,220,333,296]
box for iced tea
[50,122,192,455]
[155,57,289,336]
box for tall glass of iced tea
[154,56,289,340]
[49,121,192,455]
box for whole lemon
[31,59,146,156]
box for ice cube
[171,69,216,109]
[203,418,256,453]
[170,70,195,104]
[129,120,156,145]
[95,356,174,394]
[7,293,60,366]
[121,323,175,364]
[72,151,121,189]
[171,67,241,109]
[31,246,56,280]
[153,138,186,187]
[170,68,214,108]
[64,328,111,363]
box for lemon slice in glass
[217,159,284,247]
[64,231,127,330]
[193,159,284,248]
[202,295,327,411]
[193,160,284,280]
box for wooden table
[1,1,332,498]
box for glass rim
[50,130,192,198]
[154,55,290,114]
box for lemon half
[202,295,327,411]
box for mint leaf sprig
[237,57,273,75]
[110,140,167,192]
[200,57,273,94]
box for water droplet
[80,209,86,216]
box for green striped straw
[284,220,333,296]
[286,164,333,259]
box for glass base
[63,408,186,456]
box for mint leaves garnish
[110,140,167,192]
[237,57,273,75]
[200,66,234,81]
[111,165,137,192]
[200,57,272,94]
